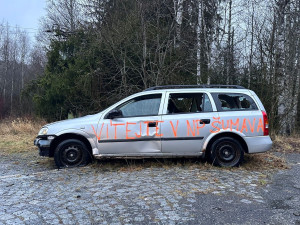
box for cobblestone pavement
[0,152,299,225]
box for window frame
[163,91,215,115]
[211,92,259,112]
[105,93,163,119]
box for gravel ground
[0,152,299,225]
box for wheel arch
[203,131,249,155]
[49,133,93,158]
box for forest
[0,0,299,135]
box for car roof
[144,85,246,91]
[142,85,250,94]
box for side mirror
[107,109,123,119]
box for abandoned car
[34,85,272,168]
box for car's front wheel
[54,139,91,168]
[209,137,244,167]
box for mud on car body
[34,85,272,168]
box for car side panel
[161,112,219,154]
[97,116,162,154]
[216,110,264,137]
[244,136,272,153]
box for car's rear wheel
[209,137,244,167]
[54,139,91,168]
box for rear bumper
[34,137,53,157]
[244,136,273,153]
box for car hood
[43,113,102,135]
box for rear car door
[161,91,219,154]
[97,93,164,154]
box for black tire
[208,137,244,167]
[54,139,91,168]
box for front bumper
[34,136,54,157]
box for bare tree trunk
[226,0,232,85]
[267,13,278,132]
[2,26,9,107]
[277,0,290,134]
[173,0,183,46]
[248,1,255,88]
[196,0,203,84]
[206,49,211,85]
[284,0,300,134]
[10,75,13,115]
[141,3,147,89]
[121,51,127,96]
[292,0,300,132]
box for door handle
[199,119,210,124]
[148,122,157,127]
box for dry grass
[242,152,289,171]
[0,117,46,136]
[91,152,288,173]
[272,135,300,153]
[91,157,212,172]
[0,117,46,154]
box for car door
[161,91,219,154]
[97,93,164,154]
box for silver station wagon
[34,85,272,168]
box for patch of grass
[0,134,35,154]
[0,117,46,136]
[272,135,300,153]
[90,153,288,173]
[258,179,267,186]
[242,152,289,171]
[91,157,209,172]
[0,118,46,155]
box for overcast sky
[0,0,46,41]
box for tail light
[262,111,269,136]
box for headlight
[38,127,48,136]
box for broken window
[167,93,212,114]
[217,93,258,111]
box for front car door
[161,91,219,155]
[97,93,164,155]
